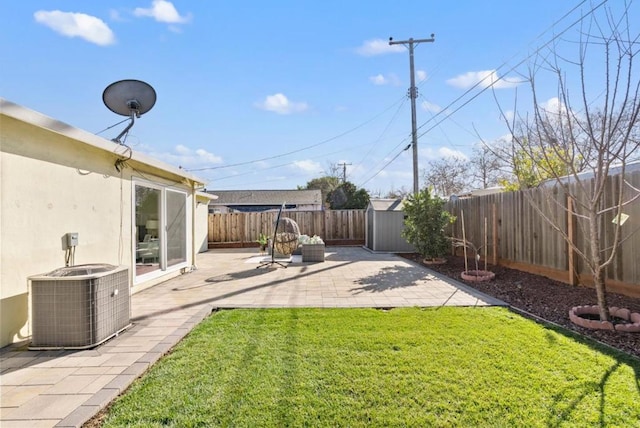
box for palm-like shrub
[402,188,455,260]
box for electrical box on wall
[66,233,79,247]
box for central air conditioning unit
[29,264,131,349]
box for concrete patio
[1,247,505,427]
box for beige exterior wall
[195,193,213,253]
[0,101,207,348]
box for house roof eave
[1,98,207,187]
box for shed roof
[208,189,322,205]
[368,198,406,211]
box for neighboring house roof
[553,160,640,184]
[0,98,207,186]
[368,198,406,211]
[454,186,505,199]
[208,189,323,206]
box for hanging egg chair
[273,217,301,256]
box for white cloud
[420,146,468,161]
[356,38,405,56]
[109,9,124,21]
[503,110,515,122]
[133,0,191,24]
[147,144,222,168]
[34,10,115,46]
[291,160,322,174]
[421,100,441,113]
[254,93,309,115]
[446,70,521,90]
[369,73,400,86]
[370,74,387,85]
[540,97,569,115]
[438,147,468,160]
[416,70,427,82]
[539,97,577,126]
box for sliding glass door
[166,190,187,267]
[135,185,161,276]
[134,183,188,278]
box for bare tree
[322,162,342,180]
[497,6,640,321]
[422,157,470,197]
[469,142,507,189]
[385,186,412,199]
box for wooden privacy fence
[445,170,640,298]
[208,209,365,246]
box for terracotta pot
[569,305,640,332]
[460,270,495,282]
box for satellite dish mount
[102,79,156,144]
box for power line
[415,0,606,142]
[358,143,412,187]
[203,0,603,190]
[353,97,408,171]
[356,132,413,187]
[356,0,604,189]
[186,95,407,172]
[207,140,378,183]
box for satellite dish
[103,79,156,117]
[102,79,156,143]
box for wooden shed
[365,199,415,253]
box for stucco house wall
[196,192,216,253]
[0,99,208,348]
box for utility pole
[338,162,352,183]
[389,35,435,195]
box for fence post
[323,210,329,240]
[240,213,246,245]
[492,203,498,266]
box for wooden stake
[567,196,577,285]
[461,210,468,273]
[492,203,498,266]
[484,217,488,271]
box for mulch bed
[399,254,640,360]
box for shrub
[402,188,455,260]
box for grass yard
[100,307,640,427]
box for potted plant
[256,233,269,254]
[402,187,455,263]
[299,234,325,262]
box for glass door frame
[133,180,191,284]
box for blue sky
[1,1,636,194]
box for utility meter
[66,233,79,247]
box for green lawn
[101,307,640,427]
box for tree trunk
[588,212,610,321]
[593,267,609,321]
